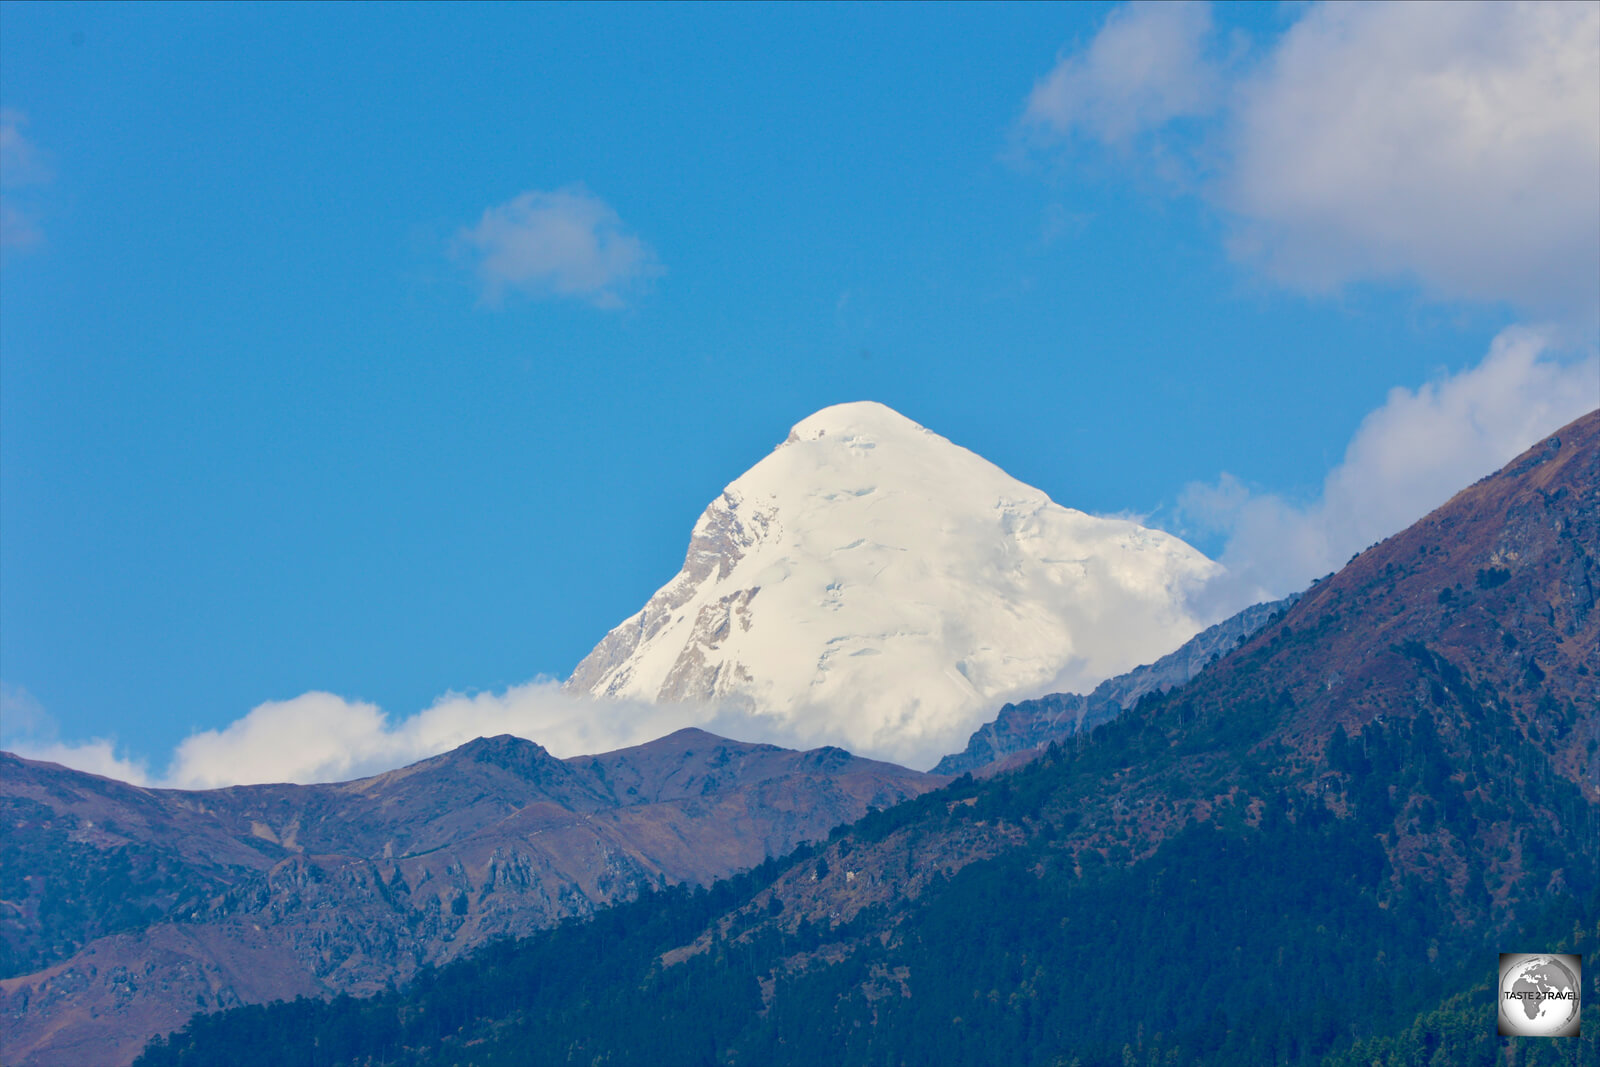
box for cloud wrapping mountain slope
[934,593,1298,776]
[567,401,1221,767]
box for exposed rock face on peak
[566,401,1222,768]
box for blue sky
[2,2,1596,783]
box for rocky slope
[0,730,937,1067]
[566,401,1223,769]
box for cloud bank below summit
[4,682,852,790]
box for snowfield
[566,401,1222,768]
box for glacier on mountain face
[565,401,1222,769]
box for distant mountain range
[566,401,1223,768]
[0,730,935,1065]
[130,410,1600,1067]
[0,604,1301,1065]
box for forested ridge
[135,663,1600,1067]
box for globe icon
[1498,954,1581,1036]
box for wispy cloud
[1038,203,1091,246]
[1022,1,1600,328]
[454,185,661,309]
[0,109,52,250]
[0,682,51,742]
[1023,1,1221,146]
[1179,328,1599,610]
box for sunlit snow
[566,401,1222,769]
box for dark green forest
[135,649,1600,1067]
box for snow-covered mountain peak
[784,400,932,443]
[565,402,1222,769]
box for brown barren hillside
[0,730,937,1067]
[1225,406,1598,797]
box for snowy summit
[565,401,1220,768]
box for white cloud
[1,109,51,249]
[1023,1,1221,145]
[157,678,974,789]
[10,672,994,790]
[161,684,732,788]
[1224,1,1600,322]
[1180,327,1600,607]
[166,692,395,787]
[1027,3,1600,613]
[11,739,153,786]
[455,185,660,309]
[4,679,745,788]
[0,680,835,789]
[1023,1,1600,327]
[3,683,153,785]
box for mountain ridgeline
[135,412,1600,1066]
[0,732,935,1066]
